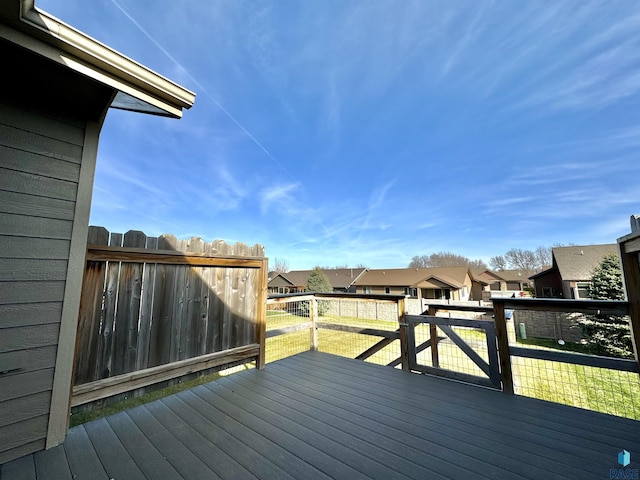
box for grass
[71,308,640,426]
[69,370,226,427]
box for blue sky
[39,0,640,269]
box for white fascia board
[11,0,195,117]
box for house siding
[0,102,84,464]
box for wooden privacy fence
[72,227,268,407]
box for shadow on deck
[2,351,639,480]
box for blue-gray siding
[0,102,84,463]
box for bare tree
[271,257,289,273]
[408,252,487,269]
[489,255,508,271]
[494,246,556,272]
[504,248,537,271]
[535,246,552,269]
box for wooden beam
[412,364,499,389]
[427,306,440,369]
[425,304,494,314]
[315,323,399,339]
[267,295,316,304]
[356,337,396,361]
[438,324,491,377]
[71,344,259,406]
[623,236,640,254]
[485,322,501,388]
[310,298,318,351]
[618,234,640,377]
[491,298,629,315]
[265,323,312,338]
[397,297,409,372]
[47,120,101,449]
[510,347,639,373]
[256,259,268,369]
[86,246,264,268]
[407,314,494,329]
[493,301,514,394]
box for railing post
[618,227,640,377]
[397,297,410,372]
[256,259,268,369]
[493,300,514,394]
[428,305,440,368]
[310,297,318,351]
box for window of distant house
[542,287,553,298]
[403,287,417,297]
[363,286,372,294]
[490,282,501,290]
[277,287,290,294]
[385,287,390,294]
[576,282,591,299]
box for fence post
[398,297,410,372]
[256,259,268,369]
[427,305,440,368]
[310,297,318,351]
[493,300,514,394]
[618,227,640,377]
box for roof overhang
[415,275,463,289]
[0,0,195,118]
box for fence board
[96,232,121,380]
[72,227,266,409]
[112,231,145,376]
[136,236,157,371]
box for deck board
[272,354,616,473]
[62,426,109,480]
[2,351,639,480]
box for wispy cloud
[259,183,300,214]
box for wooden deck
[2,351,639,479]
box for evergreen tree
[578,254,632,358]
[306,267,333,293]
[303,267,333,316]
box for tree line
[274,245,568,274]
[408,246,567,272]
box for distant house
[0,0,194,464]
[529,244,618,299]
[268,268,367,294]
[471,269,534,299]
[353,267,474,301]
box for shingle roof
[471,269,534,283]
[273,268,367,289]
[495,269,534,282]
[354,267,469,288]
[552,244,618,281]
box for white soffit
[1,0,195,118]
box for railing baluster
[428,306,440,368]
[493,301,514,394]
[397,297,410,372]
[310,298,318,351]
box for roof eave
[3,0,195,118]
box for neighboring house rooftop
[551,244,618,281]
[471,269,536,284]
[273,268,367,290]
[354,267,470,288]
[495,269,535,282]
